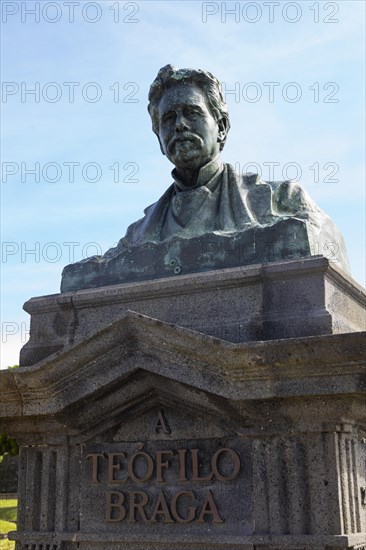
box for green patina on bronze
[61,65,350,292]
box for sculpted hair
[148,64,231,151]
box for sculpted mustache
[168,134,201,152]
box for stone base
[20,256,365,367]
[2,257,365,550]
[1,319,365,549]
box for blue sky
[1,0,365,367]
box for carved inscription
[104,489,223,524]
[83,442,246,527]
[155,409,171,435]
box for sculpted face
[157,83,224,172]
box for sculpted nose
[175,113,189,132]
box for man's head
[148,65,230,172]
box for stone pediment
[1,311,365,438]
[80,393,242,444]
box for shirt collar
[172,155,223,192]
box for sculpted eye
[161,112,175,123]
[185,106,202,117]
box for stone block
[20,257,365,367]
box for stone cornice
[1,311,365,423]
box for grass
[0,500,16,523]
[0,499,16,550]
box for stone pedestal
[20,257,366,367]
[1,257,365,549]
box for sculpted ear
[217,117,228,144]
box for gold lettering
[128,451,154,483]
[171,491,196,523]
[155,450,174,482]
[196,490,224,524]
[107,453,127,484]
[150,491,174,524]
[86,453,105,484]
[128,491,149,524]
[105,491,126,522]
[191,449,213,482]
[211,448,241,481]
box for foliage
[0,367,19,460]
[0,367,19,459]
[0,436,18,459]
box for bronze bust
[61,65,349,292]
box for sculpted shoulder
[240,169,322,225]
